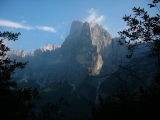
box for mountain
[12,21,117,84]
[10,20,154,100]
[9,20,156,120]
[11,20,126,87]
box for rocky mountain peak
[61,20,112,75]
[63,20,112,52]
[70,20,83,36]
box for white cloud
[0,19,57,33]
[0,19,32,30]
[85,8,105,25]
[36,26,57,33]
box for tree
[118,0,160,64]
[0,32,25,90]
[0,31,38,120]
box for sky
[0,0,157,52]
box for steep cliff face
[61,21,112,75]
[91,24,112,53]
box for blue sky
[0,0,156,52]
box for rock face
[11,20,125,87]
[61,21,112,75]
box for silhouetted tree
[118,0,160,64]
[0,31,38,120]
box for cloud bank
[0,19,57,33]
[85,8,105,25]
[36,26,57,33]
[0,19,32,30]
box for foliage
[0,31,38,120]
[0,32,26,88]
[118,0,160,63]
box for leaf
[148,4,155,8]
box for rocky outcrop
[61,21,112,75]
